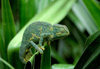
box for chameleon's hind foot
[30,41,43,54]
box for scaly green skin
[19,22,69,63]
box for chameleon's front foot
[39,46,45,50]
[30,41,43,54]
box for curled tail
[19,45,32,64]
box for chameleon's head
[52,24,69,39]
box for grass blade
[40,45,51,69]
[83,0,100,29]
[1,0,16,46]
[0,24,5,58]
[19,0,37,28]
[1,0,16,68]
[0,24,4,69]
[19,0,53,28]
[74,31,100,69]
[72,1,98,35]
[1,0,16,60]
[52,64,74,69]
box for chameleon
[19,22,69,63]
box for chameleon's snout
[53,24,70,37]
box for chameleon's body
[19,22,69,63]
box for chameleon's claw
[39,46,45,50]
[42,47,45,50]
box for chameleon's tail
[19,45,33,64]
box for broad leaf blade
[36,0,53,13]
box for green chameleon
[19,22,69,63]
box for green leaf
[74,30,100,69]
[1,0,16,59]
[0,24,5,58]
[19,0,53,28]
[1,0,16,46]
[0,24,5,69]
[83,0,100,29]
[1,0,16,68]
[35,0,53,13]
[8,0,76,68]
[0,24,4,69]
[52,64,74,69]
[40,45,51,69]
[72,0,98,35]
[19,0,37,28]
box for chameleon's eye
[61,30,65,33]
[25,51,29,55]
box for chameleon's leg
[30,41,43,54]
[39,33,51,50]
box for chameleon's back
[19,22,52,63]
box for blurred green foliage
[0,0,100,69]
